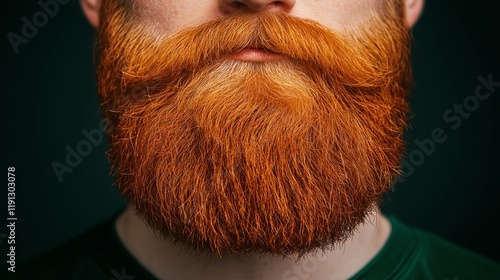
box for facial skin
[82,0,424,33]
[81,0,424,279]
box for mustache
[99,11,408,95]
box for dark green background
[3,0,500,271]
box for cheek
[308,0,383,31]
[132,0,224,36]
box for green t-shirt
[350,216,500,279]
[8,211,500,279]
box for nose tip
[224,0,296,13]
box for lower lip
[230,49,284,62]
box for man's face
[95,0,412,257]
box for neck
[115,206,391,280]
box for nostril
[231,1,243,7]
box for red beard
[96,0,411,257]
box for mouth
[228,44,284,62]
